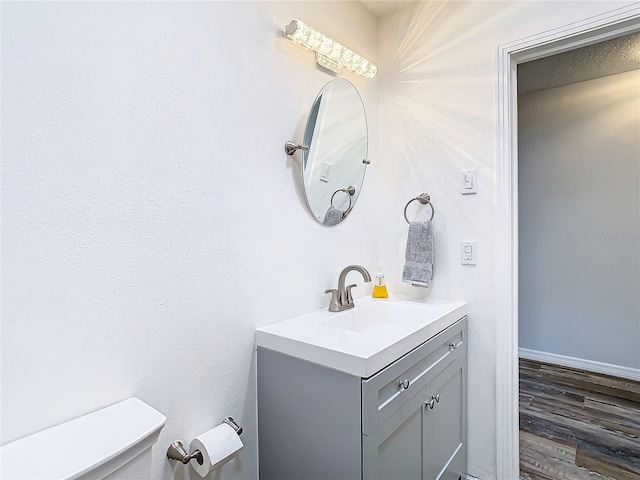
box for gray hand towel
[322,206,345,226]
[402,221,434,287]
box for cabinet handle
[427,398,436,409]
[398,378,410,390]
[432,394,440,403]
[448,342,457,350]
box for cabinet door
[363,392,425,480]
[423,353,467,480]
[362,318,466,435]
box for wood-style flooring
[519,358,640,480]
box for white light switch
[465,174,473,188]
[462,169,477,194]
[461,241,477,265]
[320,162,332,183]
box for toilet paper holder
[167,417,243,465]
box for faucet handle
[345,284,358,304]
[325,289,340,312]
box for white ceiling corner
[359,0,417,17]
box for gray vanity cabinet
[361,318,467,480]
[362,392,425,479]
[257,317,467,480]
[424,353,467,480]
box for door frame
[494,4,640,478]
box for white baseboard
[519,348,640,382]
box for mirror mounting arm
[284,141,309,156]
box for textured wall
[3,1,638,479]
[518,32,640,94]
[376,2,636,478]
[1,2,378,479]
[519,70,640,368]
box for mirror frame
[299,78,369,227]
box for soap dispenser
[372,263,389,298]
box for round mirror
[301,79,368,226]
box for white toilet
[0,398,166,479]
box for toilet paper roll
[189,423,243,477]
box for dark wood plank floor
[519,358,640,480]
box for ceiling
[359,0,416,17]
[518,32,640,95]
[357,3,638,93]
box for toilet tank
[0,398,166,479]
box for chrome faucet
[325,265,372,312]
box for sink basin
[256,296,466,377]
[320,301,432,333]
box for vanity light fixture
[285,19,377,79]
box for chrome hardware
[326,265,372,312]
[404,193,435,223]
[331,186,355,202]
[330,186,356,215]
[449,342,457,350]
[167,417,242,466]
[325,288,340,312]
[432,394,440,403]
[362,159,371,165]
[222,416,243,435]
[427,398,436,409]
[399,378,410,390]
[166,441,204,465]
[345,284,357,304]
[284,141,309,156]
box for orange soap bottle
[372,263,389,298]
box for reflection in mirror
[301,79,368,226]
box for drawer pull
[432,393,440,403]
[449,342,457,350]
[398,378,410,390]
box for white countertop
[256,295,467,378]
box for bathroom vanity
[256,298,467,480]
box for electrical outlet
[461,241,477,265]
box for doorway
[495,5,640,479]
[516,31,640,478]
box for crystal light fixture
[285,19,377,79]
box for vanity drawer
[361,317,466,435]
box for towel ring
[404,193,434,224]
[331,186,355,212]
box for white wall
[376,2,636,478]
[518,70,640,369]
[4,2,638,479]
[1,2,379,479]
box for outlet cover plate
[461,241,477,265]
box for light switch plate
[461,241,477,265]
[320,162,332,183]
[462,169,477,194]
